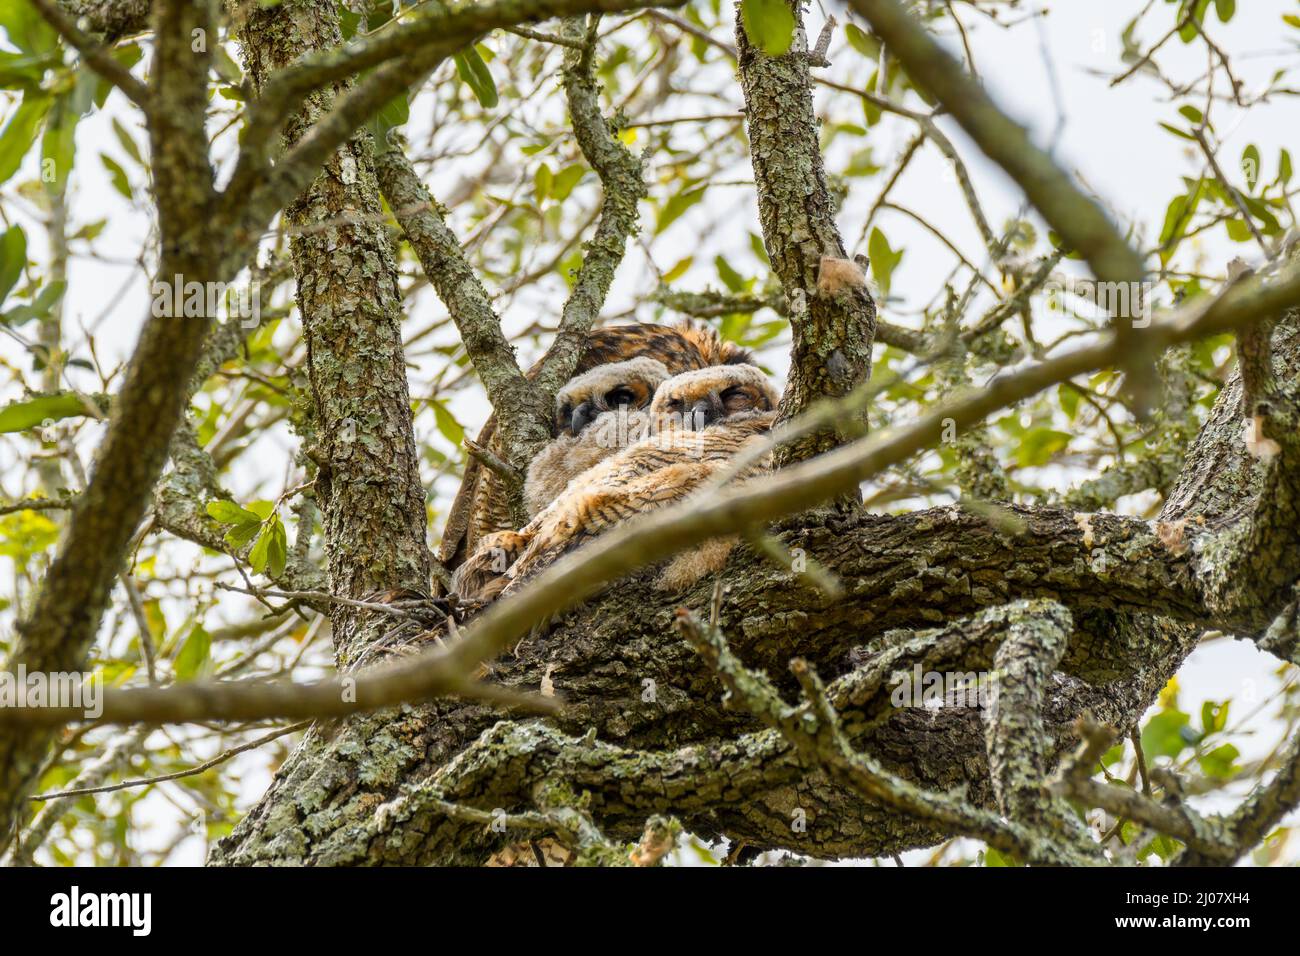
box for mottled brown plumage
[523,357,669,517]
[455,364,780,603]
[439,322,753,575]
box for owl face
[554,357,671,437]
[650,364,780,432]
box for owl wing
[504,461,714,591]
[449,529,532,604]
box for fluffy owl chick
[496,364,782,597]
[647,362,780,434]
[441,321,754,574]
[454,359,668,604]
[523,357,670,518]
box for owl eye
[557,403,573,433]
[720,386,752,408]
[606,387,635,408]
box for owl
[523,356,670,517]
[451,356,669,603]
[438,321,753,576]
[456,363,780,603]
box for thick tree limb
[736,1,876,466]
[373,142,543,474]
[56,0,149,40]
[531,15,648,396]
[982,601,1097,857]
[678,606,1101,865]
[239,0,432,664]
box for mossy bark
[239,0,432,665]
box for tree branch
[30,0,150,109]
[736,1,876,466]
[0,0,220,857]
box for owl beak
[687,395,723,430]
[571,401,597,435]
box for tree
[0,0,1298,866]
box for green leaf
[1200,699,1229,735]
[983,847,1017,867]
[1225,217,1252,242]
[206,500,261,526]
[174,625,211,681]
[550,164,585,201]
[661,256,692,283]
[0,94,49,185]
[714,255,747,293]
[1057,384,1080,422]
[366,91,408,145]
[844,23,880,59]
[1213,0,1235,22]
[867,227,903,297]
[1198,742,1240,779]
[0,391,99,433]
[94,43,142,108]
[1142,708,1194,760]
[0,3,57,55]
[1157,121,1195,141]
[0,224,25,304]
[1,278,64,327]
[1241,143,1260,191]
[244,500,277,520]
[249,516,285,576]
[1178,0,1208,42]
[431,400,465,447]
[534,162,553,203]
[741,0,796,57]
[454,47,498,108]
[0,49,55,90]
[1176,104,1203,124]
[1145,833,1183,861]
[655,185,706,234]
[265,516,287,578]
[72,219,106,242]
[100,152,131,198]
[1015,427,1071,467]
[41,93,78,194]
[1280,148,1293,185]
[223,521,261,551]
[111,117,143,165]
[1158,193,1188,247]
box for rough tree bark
[736,2,876,466]
[238,0,432,663]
